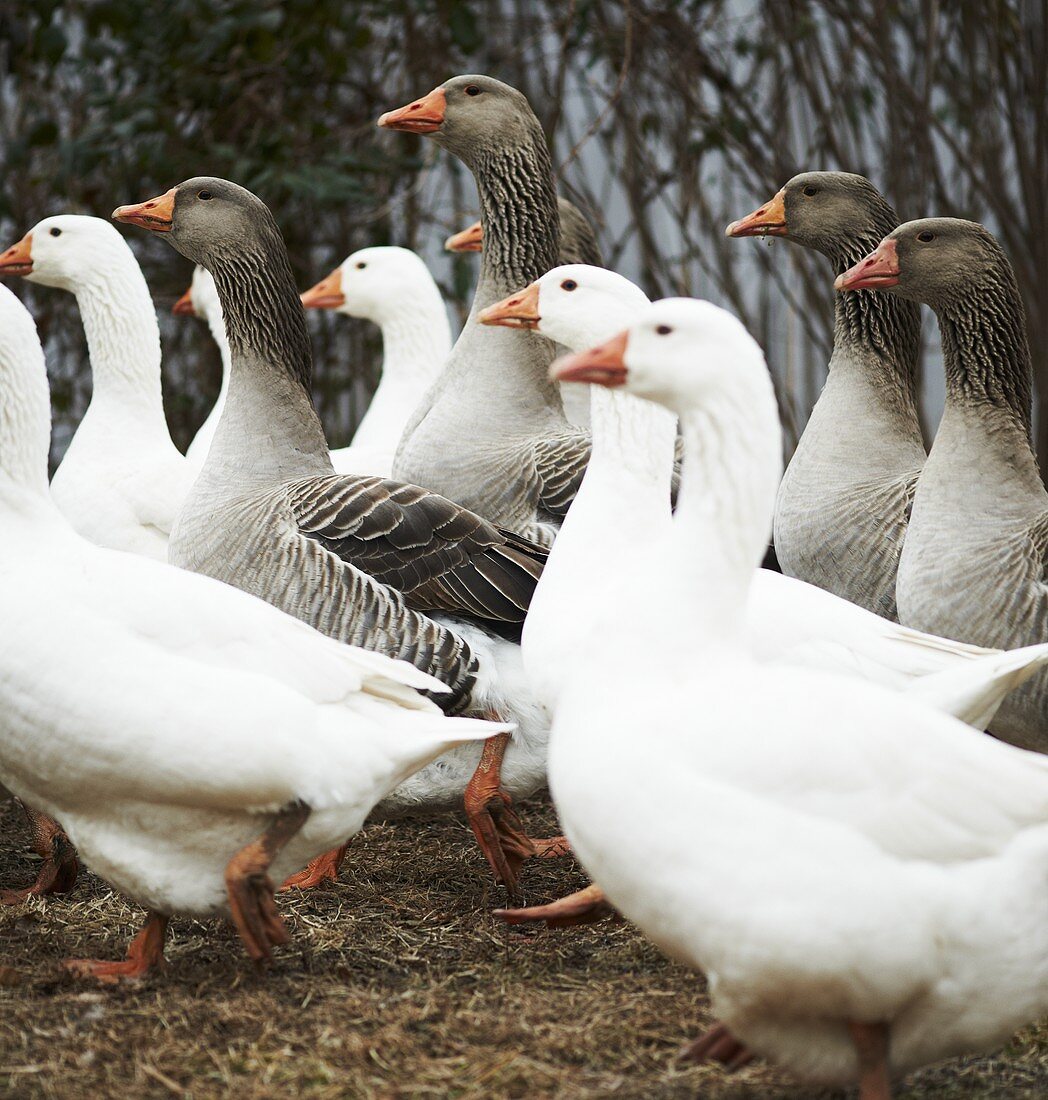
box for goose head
[0,215,131,291]
[480,265,650,351]
[445,221,483,253]
[551,298,767,416]
[301,246,433,323]
[727,171,894,251]
[836,217,1009,310]
[379,75,539,167]
[114,177,281,269]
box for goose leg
[680,1022,755,1070]
[849,1021,893,1100]
[1,802,79,905]
[225,800,310,966]
[62,911,169,982]
[463,731,536,901]
[279,841,350,891]
[494,883,619,928]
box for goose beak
[726,189,787,237]
[0,233,33,277]
[445,221,483,253]
[301,268,345,310]
[378,87,446,134]
[479,283,541,330]
[112,188,177,233]
[835,239,900,291]
[550,331,629,387]
[172,286,196,316]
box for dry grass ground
[1,795,1047,1099]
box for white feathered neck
[0,287,50,499]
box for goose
[479,265,1048,728]
[727,173,924,620]
[299,246,451,476]
[379,75,590,546]
[446,196,604,430]
[113,178,559,898]
[0,281,504,979]
[174,265,231,471]
[837,218,1048,753]
[540,298,1048,1097]
[0,216,195,559]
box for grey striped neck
[199,228,333,490]
[938,272,1033,439]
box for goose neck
[828,233,922,410]
[373,300,451,385]
[670,382,781,640]
[73,265,168,424]
[0,311,51,498]
[474,138,560,303]
[938,280,1034,439]
[200,237,333,490]
[588,386,677,490]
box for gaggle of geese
[1,72,1047,1098]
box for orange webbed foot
[280,842,349,891]
[62,912,168,983]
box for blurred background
[1,1,1044,468]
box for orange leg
[849,1021,893,1100]
[463,731,537,901]
[1,802,79,905]
[280,842,350,891]
[62,911,169,983]
[680,1022,755,1070]
[225,801,310,966]
[494,883,619,928]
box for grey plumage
[883,218,1048,751]
[754,172,925,620]
[389,76,591,544]
[159,176,547,715]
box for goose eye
[49,227,62,237]
[561,279,577,291]
[465,85,482,97]
[917,230,935,243]
[656,324,673,336]
[198,190,213,201]
[356,262,367,269]
[802,185,819,196]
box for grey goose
[113,178,558,898]
[728,172,924,620]
[838,218,1048,752]
[380,75,591,546]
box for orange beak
[835,238,900,291]
[0,233,33,277]
[478,282,541,330]
[550,331,629,387]
[726,188,787,238]
[445,220,483,253]
[172,286,196,316]
[112,187,177,233]
[300,267,345,310]
[378,87,447,133]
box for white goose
[0,215,194,559]
[174,265,231,471]
[301,246,451,477]
[545,299,1048,1097]
[479,265,1048,727]
[0,282,502,978]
